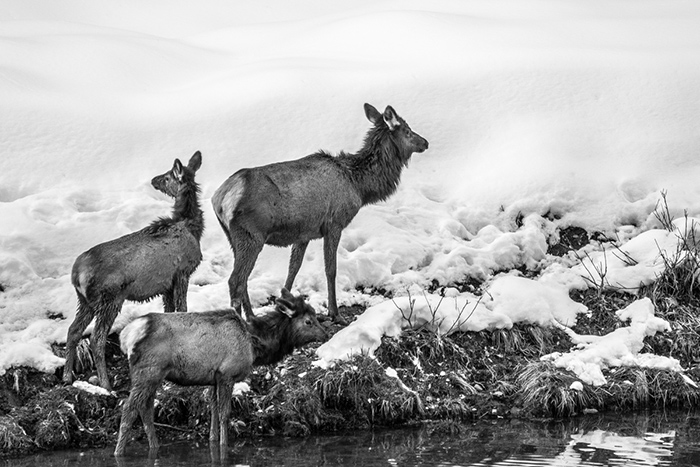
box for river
[3,412,700,466]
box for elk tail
[211,172,247,227]
[120,316,149,360]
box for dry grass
[605,368,700,410]
[516,362,603,418]
[316,356,423,426]
[257,368,325,434]
[0,417,32,453]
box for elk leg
[63,293,95,384]
[217,218,233,246]
[172,273,189,313]
[114,389,140,456]
[323,229,347,325]
[208,386,219,445]
[138,385,160,453]
[162,288,175,314]
[229,234,263,319]
[91,301,122,391]
[217,379,234,456]
[285,241,309,290]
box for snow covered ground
[1,1,700,385]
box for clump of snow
[232,381,250,396]
[72,380,115,397]
[315,276,588,367]
[569,381,584,392]
[542,298,683,386]
[486,275,588,327]
[574,217,700,290]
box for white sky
[1,0,699,385]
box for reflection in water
[554,429,675,466]
[4,412,700,467]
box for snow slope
[1,1,700,378]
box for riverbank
[2,274,700,458]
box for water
[5,412,700,467]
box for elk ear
[188,151,202,172]
[277,288,298,317]
[383,106,400,131]
[172,159,184,180]
[364,103,382,125]
[275,297,296,318]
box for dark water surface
[4,412,700,466]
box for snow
[316,277,587,367]
[573,217,700,290]
[232,382,250,397]
[2,1,700,386]
[543,298,683,386]
[72,380,115,397]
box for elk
[63,152,204,391]
[212,103,428,324]
[113,288,327,457]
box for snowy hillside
[1,1,700,377]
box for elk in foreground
[113,288,327,457]
[63,152,204,390]
[212,103,428,324]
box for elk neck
[248,311,296,366]
[341,125,407,206]
[172,180,204,241]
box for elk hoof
[332,314,348,326]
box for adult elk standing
[114,288,327,457]
[212,104,428,324]
[63,152,204,390]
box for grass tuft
[0,416,33,453]
[605,368,700,410]
[257,368,325,435]
[516,362,603,418]
[316,355,422,426]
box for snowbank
[2,1,700,376]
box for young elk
[63,152,204,391]
[114,288,327,457]
[212,104,428,324]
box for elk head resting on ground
[212,103,428,324]
[113,288,327,457]
[63,152,204,391]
